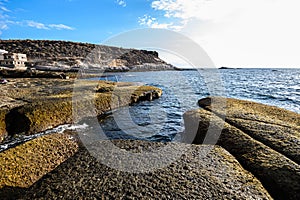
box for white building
[0,49,8,60]
[0,49,27,68]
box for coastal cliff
[0,40,175,71]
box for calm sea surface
[97,68,300,142]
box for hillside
[0,40,175,71]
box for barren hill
[0,40,174,71]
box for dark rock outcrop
[0,140,272,199]
[183,97,300,200]
[0,109,7,143]
[0,96,27,143]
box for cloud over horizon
[139,0,300,68]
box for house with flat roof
[0,49,27,68]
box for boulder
[4,140,272,199]
[183,98,300,200]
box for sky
[1,0,300,68]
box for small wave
[278,97,300,105]
[147,134,172,142]
[0,123,89,152]
[257,93,278,100]
[44,123,89,134]
[288,85,300,91]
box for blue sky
[1,0,300,67]
[0,0,162,43]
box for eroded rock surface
[184,97,300,200]
[199,97,300,164]
[0,140,272,199]
[0,133,78,189]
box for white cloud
[49,24,75,30]
[0,0,75,34]
[151,0,248,22]
[143,0,300,67]
[26,20,49,29]
[0,22,8,30]
[25,20,75,31]
[0,6,10,12]
[139,15,159,27]
[0,19,8,36]
[116,0,126,7]
[138,14,182,31]
[0,1,10,35]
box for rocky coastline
[184,97,300,200]
[0,77,162,143]
[0,77,299,199]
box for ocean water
[1,68,299,151]
[96,68,300,142]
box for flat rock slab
[3,140,272,199]
[0,133,78,189]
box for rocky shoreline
[0,77,162,143]
[184,97,300,200]
[0,77,299,199]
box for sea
[94,68,300,142]
[1,68,299,151]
